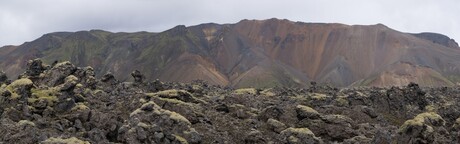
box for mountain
[1,18,460,87]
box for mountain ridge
[1,18,460,88]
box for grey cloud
[0,0,459,46]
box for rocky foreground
[1,59,460,143]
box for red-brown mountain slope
[1,18,460,87]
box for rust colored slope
[355,62,455,87]
[159,52,229,86]
[230,20,412,86]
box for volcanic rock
[0,60,459,143]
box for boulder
[280,127,323,144]
[296,105,320,120]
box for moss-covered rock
[233,88,258,95]
[296,105,320,119]
[280,127,323,144]
[260,88,276,96]
[398,112,446,143]
[41,137,90,144]
[174,135,189,144]
[453,117,460,129]
[146,89,198,103]
[28,87,59,107]
[71,102,90,111]
[6,78,33,99]
[309,93,329,101]
[17,120,36,127]
[399,112,445,133]
[267,118,287,133]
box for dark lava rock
[131,70,144,84]
[101,72,117,83]
[0,71,7,84]
[1,60,460,143]
[21,59,47,78]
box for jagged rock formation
[1,60,460,143]
[2,19,460,88]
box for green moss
[130,109,144,117]
[174,135,189,144]
[140,101,160,109]
[17,120,36,127]
[137,122,151,129]
[139,98,147,104]
[287,136,300,143]
[281,127,315,137]
[92,89,105,95]
[335,96,349,106]
[10,78,33,86]
[41,137,90,144]
[6,78,33,99]
[453,117,460,129]
[31,87,58,97]
[65,75,79,82]
[75,83,83,88]
[296,105,320,116]
[399,112,444,132]
[147,89,193,98]
[233,88,257,95]
[425,105,436,112]
[164,110,191,125]
[71,103,89,111]
[156,97,189,105]
[310,93,329,100]
[260,88,276,96]
[28,106,36,111]
[29,87,59,106]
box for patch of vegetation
[17,120,36,127]
[65,75,79,82]
[137,122,151,129]
[399,112,445,133]
[296,105,320,116]
[6,78,33,99]
[41,137,90,144]
[233,88,257,95]
[309,93,329,101]
[28,87,59,106]
[425,105,436,112]
[281,127,316,137]
[335,96,349,106]
[260,88,276,96]
[174,134,189,144]
[164,110,191,125]
[130,109,144,117]
[71,103,89,111]
[147,89,193,98]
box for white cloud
[0,0,459,46]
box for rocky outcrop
[1,60,460,143]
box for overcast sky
[1,0,459,46]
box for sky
[1,0,459,47]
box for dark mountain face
[1,18,460,88]
[412,32,459,49]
